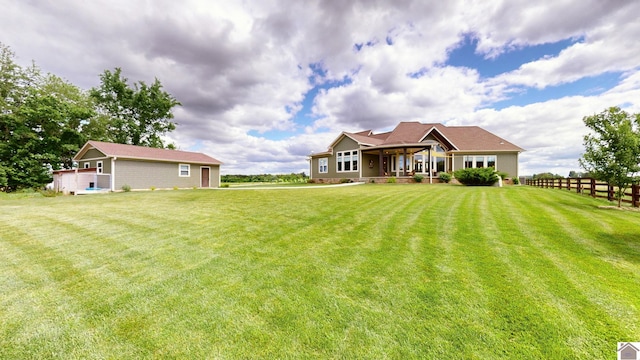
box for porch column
[378,150,384,176]
[395,151,400,177]
[428,146,432,184]
[403,148,407,176]
[421,151,426,174]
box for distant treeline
[530,171,594,180]
[222,173,308,183]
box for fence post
[577,178,582,193]
[607,185,614,202]
[633,184,639,208]
[590,178,596,197]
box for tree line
[222,173,308,183]
[0,43,180,191]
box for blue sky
[2,0,639,175]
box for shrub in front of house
[121,184,131,192]
[387,177,397,183]
[453,168,499,186]
[439,173,452,183]
[340,178,353,184]
[413,174,424,183]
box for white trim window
[96,161,103,174]
[464,155,497,169]
[179,164,190,177]
[83,162,90,169]
[337,150,358,172]
[318,158,328,173]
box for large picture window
[318,158,328,173]
[464,155,497,169]
[336,150,358,172]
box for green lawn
[1,185,639,359]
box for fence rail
[525,177,640,207]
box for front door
[201,167,210,187]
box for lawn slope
[1,185,638,358]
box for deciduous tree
[579,107,640,207]
[0,43,93,191]
[89,68,180,148]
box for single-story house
[309,122,524,183]
[53,140,222,194]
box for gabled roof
[441,126,522,152]
[319,122,523,153]
[74,141,223,165]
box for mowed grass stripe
[494,188,638,356]
[508,188,640,331]
[480,189,605,358]
[1,185,639,358]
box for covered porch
[360,141,451,183]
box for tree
[89,68,180,148]
[0,43,94,191]
[579,107,640,207]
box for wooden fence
[525,177,640,207]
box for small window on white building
[179,164,190,177]
[83,162,90,169]
[96,161,103,174]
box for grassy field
[1,185,639,359]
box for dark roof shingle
[342,122,523,152]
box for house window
[487,156,496,168]
[318,158,328,173]
[83,162,90,169]
[336,150,358,172]
[96,161,103,174]
[391,155,404,172]
[463,155,497,169]
[179,164,190,177]
[464,156,473,169]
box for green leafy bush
[220,183,230,188]
[453,168,499,186]
[121,184,131,192]
[513,178,520,185]
[439,173,452,183]
[413,174,424,183]
[387,177,397,183]
[340,178,353,184]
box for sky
[2,0,639,176]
